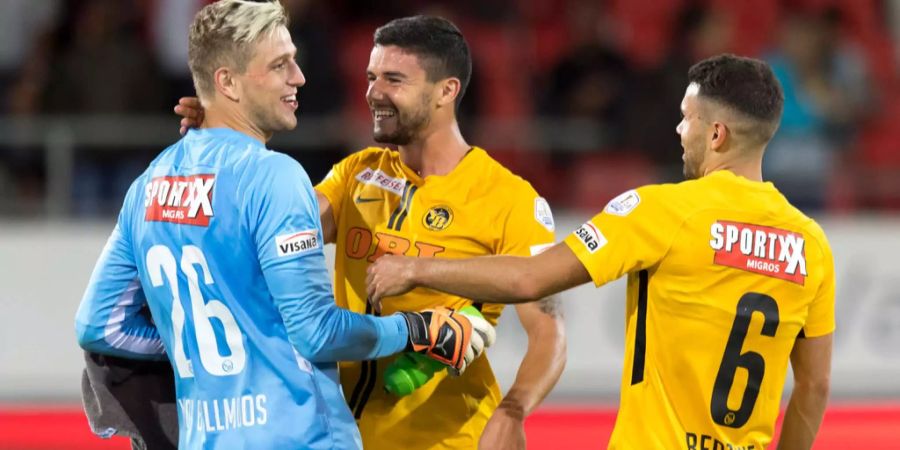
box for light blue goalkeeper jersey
[75,128,409,449]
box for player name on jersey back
[145,174,215,226]
[709,220,807,285]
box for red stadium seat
[852,90,900,210]
[337,22,379,121]
[565,152,659,212]
[463,22,533,119]
[608,0,685,68]
[708,0,779,56]
[486,148,561,202]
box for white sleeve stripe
[103,278,166,355]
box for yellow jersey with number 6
[563,170,835,450]
[316,147,555,450]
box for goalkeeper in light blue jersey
[73,2,494,449]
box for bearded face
[366,44,439,146]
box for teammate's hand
[397,307,496,375]
[367,254,418,310]
[174,97,205,135]
[480,405,526,450]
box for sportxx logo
[423,206,453,231]
[709,221,807,285]
[145,174,214,226]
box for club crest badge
[423,205,453,231]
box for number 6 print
[710,293,779,428]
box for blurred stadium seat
[566,152,659,211]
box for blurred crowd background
[1,7,900,445]
[1,0,898,218]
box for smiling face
[365,44,435,145]
[676,82,713,180]
[236,25,305,135]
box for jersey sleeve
[477,188,556,322]
[802,234,836,337]
[563,187,681,286]
[498,191,556,257]
[75,180,166,360]
[314,151,360,228]
[249,153,407,362]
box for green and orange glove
[397,306,496,375]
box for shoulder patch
[534,197,555,232]
[320,168,335,184]
[604,190,641,216]
[529,243,554,255]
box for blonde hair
[188,0,288,99]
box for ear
[435,77,461,109]
[214,67,241,102]
[710,121,729,152]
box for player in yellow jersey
[317,17,565,450]
[176,15,566,450]
[368,54,834,450]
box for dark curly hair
[688,54,784,142]
[374,16,472,111]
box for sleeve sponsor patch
[534,197,555,232]
[529,243,554,255]
[275,229,321,257]
[320,168,335,183]
[604,190,641,217]
[573,222,607,253]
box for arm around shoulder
[367,242,591,304]
[316,192,337,244]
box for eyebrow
[367,70,408,79]
[268,50,297,66]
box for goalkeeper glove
[398,307,496,375]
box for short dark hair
[374,16,472,111]
[688,54,784,142]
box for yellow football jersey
[316,146,555,450]
[563,170,835,450]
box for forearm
[76,223,166,360]
[776,383,829,450]
[501,313,566,415]
[414,255,545,303]
[279,298,408,362]
[266,256,408,362]
[76,277,166,360]
[76,319,167,361]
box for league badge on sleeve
[604,190,640,216]
[534,197,555,232]
[529,243,554,255]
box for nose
[366,79,383,103]
[289,60,305,87]
[676,120,684,136]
